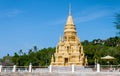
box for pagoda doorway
[64,58,68,66]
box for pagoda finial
[69,3,71,16]
[65,3,74,25]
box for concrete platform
[0,72,120,76]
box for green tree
[2,37,120,66]
[12,52,19,65]
[33,46,38,52]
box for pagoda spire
[66,4,74,25]
[64,4,76,40]
[69,3,71,16]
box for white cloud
[0,9,23,18]
[75,10,110,23]
[6,9,23,17]
[74,6,120,24]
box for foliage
[1,37,120,66]
[82,37,120,65]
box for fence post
[0,65,2,72]
[97,63,100,72]
[29,63,32,72]
[49,65,52,72]
[72,64,74,73]
[12,65,16,72]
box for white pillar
[49,65,52,72]
[72,64,74,73]
[29,63,32,72]
[12,65,16,72]
[0,65,2,72]
[97,63,100,72]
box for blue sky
[0,0,120,58]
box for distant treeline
[1,36,120,66]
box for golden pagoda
[51,5,88,66]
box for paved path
[0,72,120,76]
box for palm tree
[19,49,23,56]
[33,46,38,52]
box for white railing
[2,66,29,72]
[0,64,120,73]
[100,65,120,72]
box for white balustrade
[97,64,100,72]
[49,65,52,72]
[72,64,74,73]
[12,65,16,72]
[0,65,2,72]
[29,63,32,72]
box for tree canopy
[1,36,120,66]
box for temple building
[51,6,88,66]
